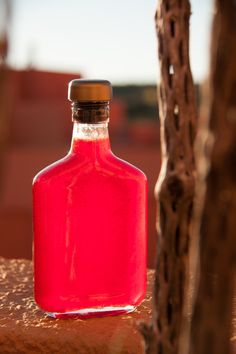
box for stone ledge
[0,258,154,354]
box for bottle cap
[68,79,112,102]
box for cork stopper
[68,79,112,102]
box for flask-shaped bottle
[33,80,147,318]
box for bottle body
[33,122,147,318]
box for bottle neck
[70,101,111,156]
[70,120,111,155]
[72,101,109,123]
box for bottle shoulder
[108,152,147,181]
[33,151,147,186]
[33,154,73,185]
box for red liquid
[33,137,147,317]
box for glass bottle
[33,80,147,318]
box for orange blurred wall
[0,69,161,268]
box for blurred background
[0,0,213,268]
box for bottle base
[46,305,136,319]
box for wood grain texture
[141,1,197,353]
[189,1,236,353]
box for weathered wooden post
[141,1,197,353]
[188,0,236,353]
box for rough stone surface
[0,258,154,354]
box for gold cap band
[68,79,112,102]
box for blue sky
[8,0,213,84]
